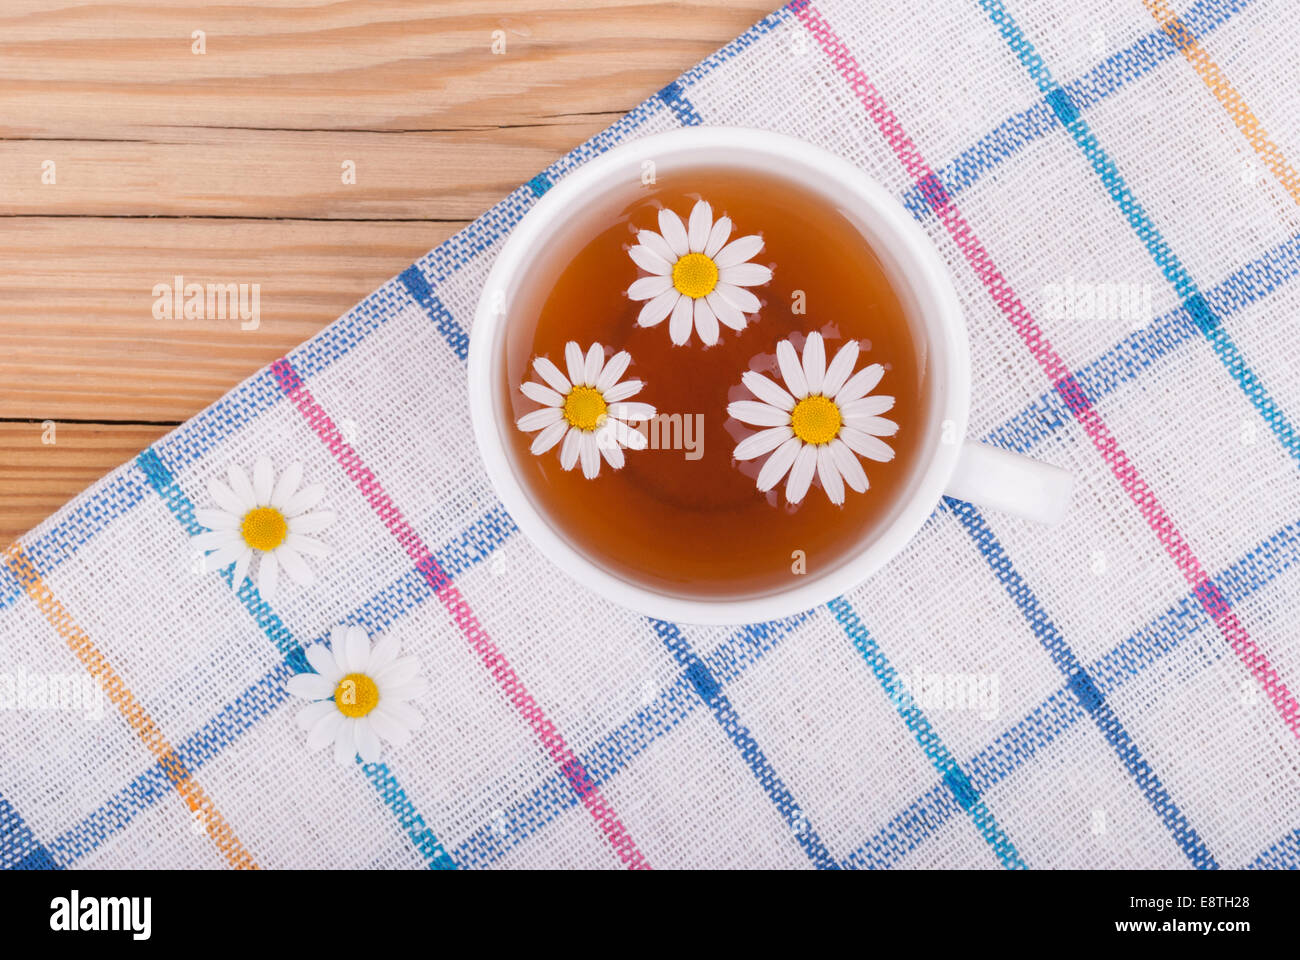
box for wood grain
[0,217,464,422]
[0,422,173,541]
[0,0,774,548]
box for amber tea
[502,165,931,599]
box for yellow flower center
[563,385,608,432]
[334,672,379,718]
[240,506,288,552]
[790,395,842,445]
[671,252,719,299]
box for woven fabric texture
[3,0,1300,870]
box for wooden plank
[0,422,172,546]
[0,217,464,422]
[0,0,776,550]
[0,121,619,218]
[0,1,775,138]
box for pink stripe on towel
[793,0,1300,738]
[271,357,653,868]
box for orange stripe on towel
[1144,0,1300,207]
[4,543,259,870]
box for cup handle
[943,440,1074,525]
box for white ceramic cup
[469,127,1072,625]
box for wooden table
[0,0,772,548]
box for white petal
[381,701,425,729]
[258,551,279,600]
[598,433,625,470]
[230,548,252,588]
[694,298,720,346]
[687,200,712,252]
[227,463,257,510]
[714,234,763,268]
[520,381,564,407]
[844,415,899,437]
[354,719,383,764]
[368,707,412,748]
[269,461,303,510]
[830,438,868,493]
[206,478,245,517]
[821,341,860,397]
[565,341,586,386]
[704,216,732,257]
[207,539,247,571]
[669,296,693,345]
[275,545,314,586]
[596,351,631,393]
[594,418,621,450]
[817,445,845,505]
[530,418,569,455]
[584,343,604,386]
[756,437,802,492]
[611,419,648,450]
[608,401,655,422]
[287,511,335,534]
[383,679,428,701]
[707,292,746,330]
[306,643,343,683]
[785,443,818,504]
[742,370,796,411]
[733,425,794,460]
[296,700,336,731]
[802,332,826,395]
[195,508,239,530]
[834,363,885,405]
[840,427,895,462]
[580,432,600,479]
[286,673,334,701]
[282,483,326,518]
[637,229,676,264]
[366,635,402,677]
[252,457,274,505]
[658,208,689,257]
[306,711,343,751]
[727,400,790,427]
[714,282,761,314]
[516,406,563,433]
[628,244,672,276]
[532,356,570,394]
[559,427,581,471]
[841,395,896,418]
[628,274,673,300]
[638,289,679,327]
[376,656,421,688]
[718,262,772,287]
[344,625,370,673]
[192,529,239,552]
[776,340,810,398]
[333,718,357,765]
[603,379,642,402]
[328,625,348,658]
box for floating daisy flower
[516,341,656,478]
[727,333,898,505]
[286,625,426,766]
[192,457,335,602]
[626,199,772,346]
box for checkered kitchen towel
[3,0,1300,870]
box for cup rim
[468,126,970,625]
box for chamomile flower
[287,625,426,765]
[727,332,898,505]
[192,457,335,602]
[626,199,772,346]
[516,341,656,478]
